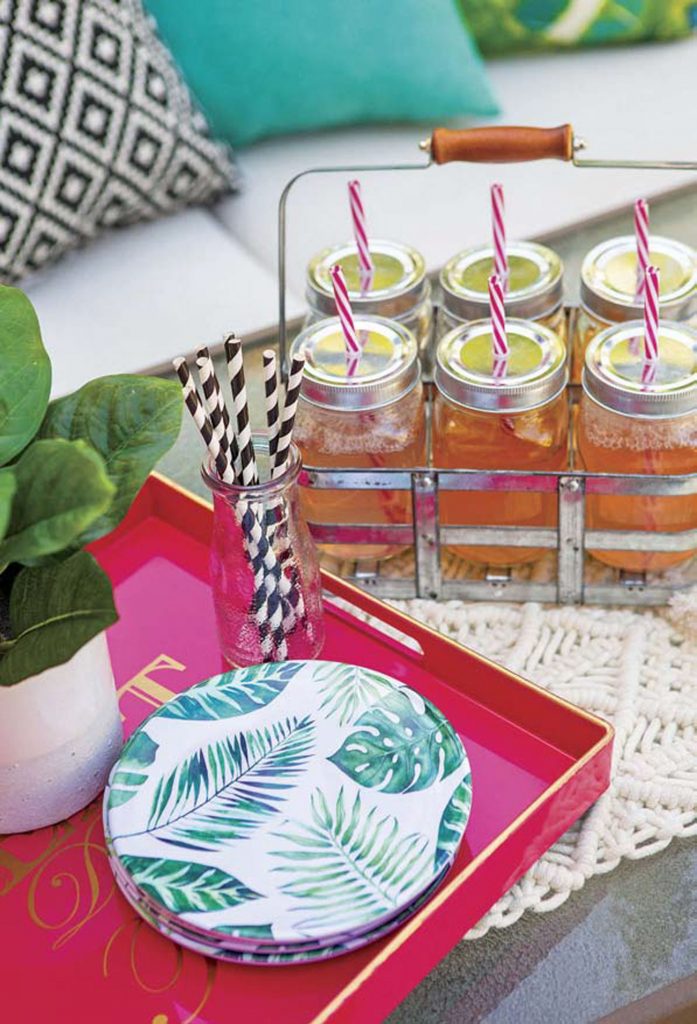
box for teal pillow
[143,0,498,147]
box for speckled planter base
[0,633,123,833]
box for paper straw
[635,198,650,296]
[643,265,660,362]
[489,274,509,359]
[491,183,508,287]
[195,347,240,481]
[173,358,233,484]
[263,349,281,461]
[348,179,373,294]
[224,334,259,486]
[273,354,305,479]
[330,263,361,369]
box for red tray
[0,474,613,1024]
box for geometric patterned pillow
[0,0,237,283]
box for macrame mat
[381,594,697,939]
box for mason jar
[439,241,565,347]
[305,239,433,367]
[292,315,426,563]
[432,318,568,567]
[578,322,697,572]
[573,234,697,383]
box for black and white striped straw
[225,334,259,485]
[173,358,233,483]
[262,349,281,461]
[196,347,240,482]
[273,354,305,478]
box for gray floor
[156,184,697,1024]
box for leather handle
[430,124,574,165]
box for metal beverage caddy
[277,124,697,607]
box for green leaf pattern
[434,774,473,872]
[119,855,262,914]
[158,661,303,721]
[315,662,397,726]
[329,688,464,793]
[108,732,159,810]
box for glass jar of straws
[578,321,697,573]
[572,222,697,383]
[432,308,568,567]
[202,440,324,666]
[174,343,324,666]
[292,315,426,564]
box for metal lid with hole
[582,321,697,419]
[291,315,420,411]
[580,235,697,323]
[307,239,428,318]
[440,241,563,322]
[435,318,567,413]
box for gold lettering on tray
[116,654,186,718]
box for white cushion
[26,209,304,396]
[216,37,697,297]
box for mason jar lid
[435,318,567,413]
[440,241,563,322]
[291,315,420,411]
[307,239,427,318]
[582,321,697,419]
[580,235,697,323]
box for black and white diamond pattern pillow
[0,0,237,282]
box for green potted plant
[0,285,182,832]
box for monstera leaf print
[107,731,159,810]
[434,773,472,872]
[271,788,432,936]
[315,662,397,727]
[115,715,315,851]
[119,855,261,914]
[329,688,464,793]
[158,661,304,721]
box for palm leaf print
[107,731,159,810]
[329,688,464,793]
[314,662,397,727]
[119,855,261,914]
[158,661,304,721]
[271,788,431,936]
[115,715,315,851]
[434,773,472,871]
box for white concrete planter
[0,633,123,833]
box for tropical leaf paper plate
[104,660,472,950]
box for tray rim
[110,472,614,1023]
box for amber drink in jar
[292,315,426,563]
[305,240,433,368]
[573,235,697,383]
[433,319,568,567]
[439,242,565,347]
[578,323,697,572]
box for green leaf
[118,855,262,914]
[0,286,51,466]
[329,688,464,794]
[434,773,473,872]
[108,731,160,810]
[114,715,315,850]
[271,788,431,936]
[214,923,274,939]
[40,374,182,543]
[159,661,304,721]
[0,469,16,545]
[0,551,118,686]
[314,662,396,727]
[0,439,115,567]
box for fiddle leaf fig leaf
[0,285,51,466]
[40,375,182,543]
[0,551,118,686]
[0,439,115,567]
[0,470,16,545]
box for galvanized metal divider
[279,125,697,606]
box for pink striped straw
[491,183,508,288]
[348,180,373,292]
[634,198,650,296]
[489,274,509,361]
[330,263,361,372]
[643,264,660,362]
